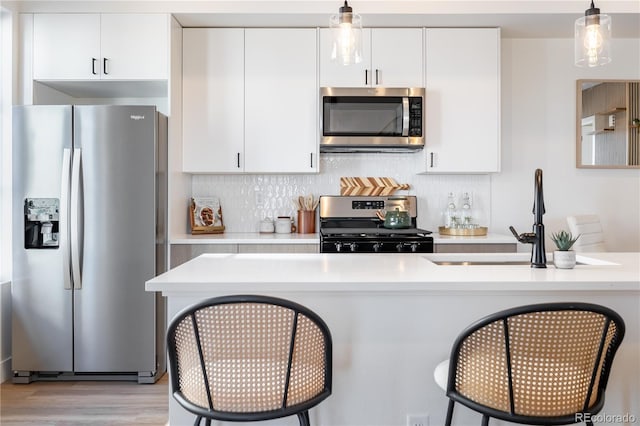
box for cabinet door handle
[103,58,109,75]
[430,152,434,168]
[375,69,380,85]
[237,152,241,168]
[310,153,314,168]
[91,58,98,75]
[365,70,368,85]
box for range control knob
[334,242,343,252]
[411,243,419,252]
[373,242,382,252]
[349,243,358,252]
[396,243,404,252]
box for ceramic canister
[275,217,292,234]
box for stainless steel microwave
[320,87,425,152]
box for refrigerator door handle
[61,149,72,290]
[70,148,82,290]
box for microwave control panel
[409,97,423,137]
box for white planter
[553,250,576,269]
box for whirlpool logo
[130,115,145,121]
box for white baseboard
[0,356,11,383]
[1,280,11,383]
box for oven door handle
[402,97,410,136]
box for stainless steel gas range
[319,195,434,253]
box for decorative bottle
[444,192,458,228]
[460,192,473,228]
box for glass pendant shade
[330,1,363,66]
[575,1,612,67]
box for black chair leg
[445,400,455,426]
[298,410,311,426]
[481,414,490,426]
[193,416,211,426]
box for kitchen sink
[425,253,617,266]
[431,260,584,266]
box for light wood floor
[0,374,168,425]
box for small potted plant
[551,230,580,269]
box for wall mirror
[576,79,640,169]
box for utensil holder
[297,210,316,234]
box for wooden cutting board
[340,177,411,196]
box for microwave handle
[402,97,409,136]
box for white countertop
[146,251,640,293]
[170,232,319,244]
[169,232,516,245]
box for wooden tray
[189,199,225,235]
[438,226,488,236]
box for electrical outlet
[407,413,429,426]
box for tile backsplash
[192,153,491,233]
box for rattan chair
[435,302,625,426]
[166,295,332,426]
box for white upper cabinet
[33,14,101,80]
[319,28,371,87]
[99,14,169,80]
[244,28,318,174]
[422,28,501,173]
[320,28,423,87]
[370,28,424,87]
[182,28,318,174]
[33,13,168,81]
[182,28,245,173]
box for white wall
[0,6,14,384]
[1,7,13,281]
[496,38,640,252]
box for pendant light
[575,0,612,67]
[330,1,363,65]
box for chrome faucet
[509,168,547,268]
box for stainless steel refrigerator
[12,105,167,383]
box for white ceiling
[7,0,640,38]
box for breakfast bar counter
[147,252,640,426]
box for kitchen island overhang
[147,252,640,294]
[147,252,640,426]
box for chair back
[446,302,625,424]
[566,215,606,252]
[167,295,332,423]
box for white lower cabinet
[434,243,516,253]
[422,28,501,173]
[182,28,318,174]
[170,244,238,268]
[170,243,318,268]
